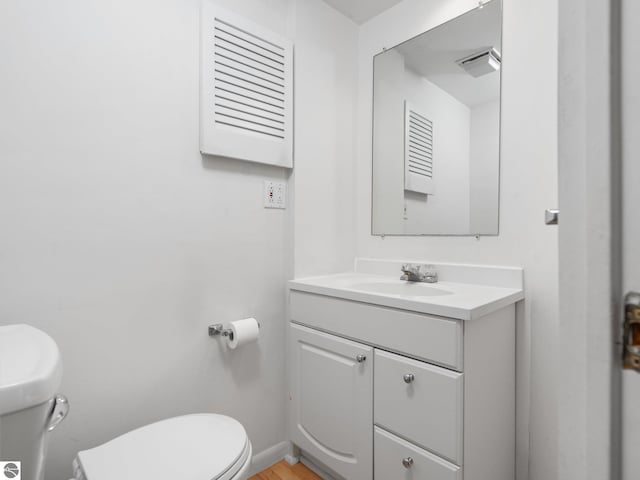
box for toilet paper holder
[208,321,260,340]
[209,324,234,338]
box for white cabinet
[289,323,373,480]
[288,291,516,480]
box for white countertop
[289,272,524,320]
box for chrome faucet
[400,263,438,283]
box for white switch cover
[264,180,286,209]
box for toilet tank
[0,324,68,480]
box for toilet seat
[75,414,251,480]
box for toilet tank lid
[77,414,250,480]
[0,324,63,416]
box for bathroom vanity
[287,259,523,480]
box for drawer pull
[402,457,414,468]
[403,373,415,384]
[356,354,367,363]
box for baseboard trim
[248,441,289,476]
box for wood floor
[249,460,322,480]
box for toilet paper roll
[227,317,260,349]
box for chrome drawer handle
[402,457,414,469]
[403,373,415,384]
[356,354,367,363]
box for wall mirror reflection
[372,0,502,236]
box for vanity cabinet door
[289,323,373,480]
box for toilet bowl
[71,414,252,480]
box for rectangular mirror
[372,0,502,236]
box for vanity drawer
[374,350,463,464]
[374,427,461,480]
[290,291,463,370]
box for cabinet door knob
[402,457,414,468]
[403,373,415,384]
[356,354,367,363]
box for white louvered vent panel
[200,2,293,168]
[404,102,434,195]
[213,18,286,138]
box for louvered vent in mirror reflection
[404,102,434,195]
[200,2,293,168]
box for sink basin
[348,281,452,298]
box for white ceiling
[322,0,405,24]
[394,1,502,107]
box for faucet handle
[400,264,414,281]
[401,263,420,272]
[423,265,438,282]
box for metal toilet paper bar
[208,321,260,341]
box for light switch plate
[264,180,286,209]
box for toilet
[0,324,251,480]
[71,414,252,480]
[0,324,69,480]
